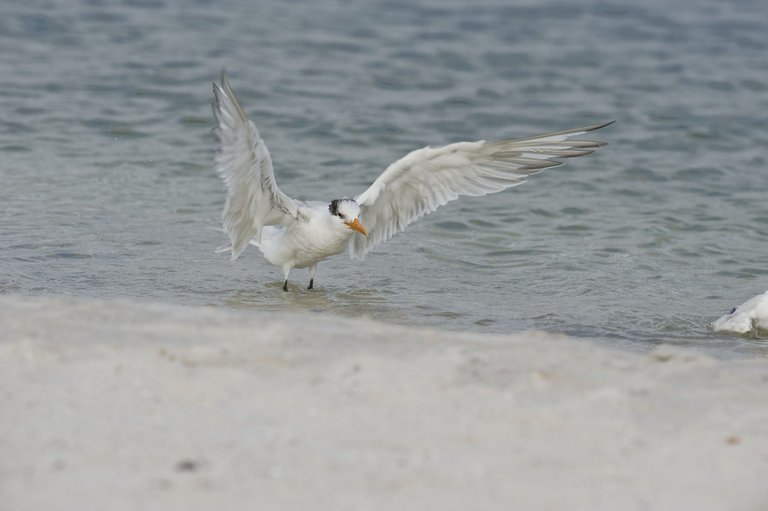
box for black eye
[729,307,736,314]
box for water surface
[2,0,767,358]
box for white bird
[712,289,768,334]
[212,71,612,291]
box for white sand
[1,295,767,511]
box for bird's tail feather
[215,243,233,254]
[214,239,260,256]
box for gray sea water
[2,0,767,358]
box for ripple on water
[2,0,768,359]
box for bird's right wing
[350,121,613,259]
[212,70,301,260]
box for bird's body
[212,70,612,290]
[257,201,359,289]
[260,202,350,270]
[712,290,768,335]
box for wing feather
[212,70,300,260]
[351,121,613,259]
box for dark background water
[1,0,767,357]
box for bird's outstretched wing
[212,70,300,260]
[350,121,613,259]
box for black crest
[329,199,341,217]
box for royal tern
[212,71,612,291]
[712,289,768,334]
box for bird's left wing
[213,70,301,260]
[350,121,613,259]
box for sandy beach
[1,295,767,510]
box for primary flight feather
[212,70,612,291]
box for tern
[712,289,768,334]
[212,71,612,291]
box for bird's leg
[282,265,293,292]
[308,264,317,290]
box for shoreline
[1,295,767,510]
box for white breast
[258,203,353,269]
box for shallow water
[1,0,767,358]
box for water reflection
[222,284,414,326]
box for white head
[329,199,368,236]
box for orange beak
[344,218,368,237]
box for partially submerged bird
[212,70,612,291]
[712,289,768,335]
